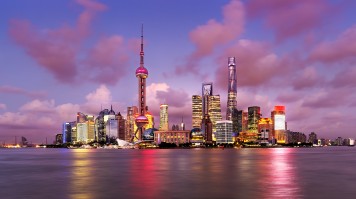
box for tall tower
[226,57,237,120]
[159,104,169,131]
[132,25,149,142]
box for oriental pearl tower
[132,25,149,142]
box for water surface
[1,147,355,199]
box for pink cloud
[175,0,245,75]
[310,25,356,63]
[301,89,349,108]
[292,67,324,90]
[0,85,46,99]
[20,99,55,113]
[0,103,6,110]
[246,0,332,41]
[331,67,356,88]
[275,92,300,104]
[83,36,130,84]
[8,0,107,83]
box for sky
[1,0,356,144]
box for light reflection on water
[1,147,356,199]
[70,149,95,199]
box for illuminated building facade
[190,128,204,146]
[208,95,222,134]
[154,130,190,145]
[226,57,237,121]
[258,118,273,143]
[133,25,149,142]
[69,121,77,143]
[87,115,95,142]
[216,120,234,144]
[202,83,213,144]
[247,106,261,141]
[271,106,286,144]
[192,95,202,129]
[116,112,126,140]
[62,122,72,143]
[76,112,88,143]
[126,106,136,142]
[159,104,169,131]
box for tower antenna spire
[140,24,144,67]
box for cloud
[246,0,332,41]
[310,25,356,63]
[301,89,349,108]
[8,0,119,84]
[20,99,55,113]
[330,67,356,88]
[0,85,47,99]
[0,103,6,110]
[83,36,130,84]
[275,92,300,104]
[175,0,245,75]
[292,67,324,90]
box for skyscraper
[202,83,213,144]
[159,104,169,131]
[116,112,126,140]
[271,106,286,144]
[248,106,261,141]
[133,25,149,142]
[208,95,222,133]
[226,57,237,121]
[126,106,136,142]
[192,95,202,129]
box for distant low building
[154,130,190,145]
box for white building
[215,120,233,144]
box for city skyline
[1,0,356,143]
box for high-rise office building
[247,106,261,141]
[116,112,126,140]
[76,112,88,143]
[271,106,286,144]
[87,115,95,142]
[216,120,234,144]
[192,95,202,129]
[159,104,169,131]
[62,122,72,143]
[202,83,214,144]
[133,26,150,142]
[208,95,222,133]
[125,106,136,142]
[226,57,237,121]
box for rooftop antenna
[140,24,144,67]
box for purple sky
[1,0,356,144]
